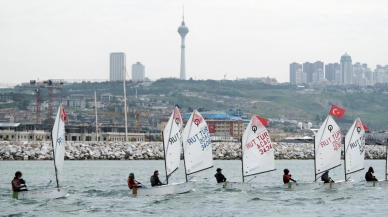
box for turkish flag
[256,115,269,126]
[329,105,346,119]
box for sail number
[187,127,211,151]
[320,130,341,151]
[246,131,273,155]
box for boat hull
[14,188,68,200]
[131,182,194,196]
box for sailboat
[344,118,365,181]
[223,115,275,190]
[131,107,194,196]
[314,115,349,189]
[182,110,214,179]
[16,105,69,199]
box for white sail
[344,118,365,177]
[163,107,183,177]
[51,105,67,187]
[315,115,342,177]
[242,116,275,177]
[182,110,213,175]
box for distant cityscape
[290,53,388,86]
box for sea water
[1,160,388,217]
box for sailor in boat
[11,171,28,198]
[321,171,334,183]
[128,173,143,190]
[283,169,297,184]
[365,167,378,182]
[214,168,227,183]
[150,170,164,187]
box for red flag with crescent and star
[329,105,346,119]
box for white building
[110,52,126,81]
[131,62,145,82]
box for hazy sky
[1,0,388,84]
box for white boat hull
[15,188,68,200]
[131,182,194,196]
[222,181,252,191]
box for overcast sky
[1,0,387,84]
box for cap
[216,168,222,172]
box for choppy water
[1,160,388,217]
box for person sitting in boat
[214,168,227,183]
[321,171,334,183]
[128,173,143,189]
[283,169,297,184]
[365,167,378,182]
[11,171,28,192]
[150,170,164,187]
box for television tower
[178,10,189,80]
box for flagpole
[123,67,128,142]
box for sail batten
[344,118,365,177]
[314,115,342,177]
[182,110,213,175]
[242,116,275,178]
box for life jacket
[128,179,138,189]
[283,174,292,184]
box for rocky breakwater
[0,141,386,160]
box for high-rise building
[325,63,340,83]
[110,52,126,81]
[312,61,324,82]
[178,16,189,80]
[374,65,388,84]
[353,62,373,86]
[132,62,145,82]
[303,62,314,83]
[340,53,353,84]
[290,63,303,84]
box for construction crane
[30,79,64,124]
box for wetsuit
[365,171,378,182]
[214,173,227,183]
[150,175,163,187]
[321,173,333,183]
[11,178,27,192]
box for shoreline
[0,141,386,160]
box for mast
[162,131,169,184]
[51,131,60,189]
[182,132,188,182]
[94,91,99,141]
[386,142,388,181]
[344,141,347,181]
[123,68,128,142]
[241,136,244,182]
[313,135,317,182]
